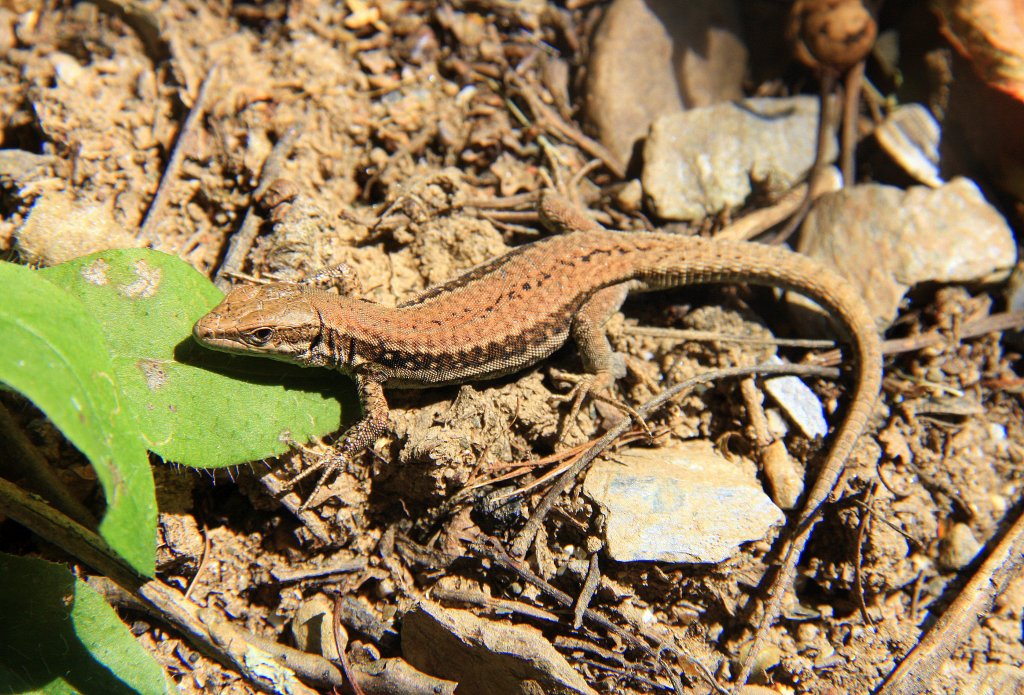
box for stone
[291,594,340,659]
[873,103,943,188]
[763,356,828,440]
[583,442,784,563]
[585,0,745,170]
[643,96,835,221]
[798,177,1017,326]
[938,522,982,571]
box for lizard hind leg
[554,283,651,439]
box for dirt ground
[1,1,1023,693]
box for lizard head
[193,284,337,367]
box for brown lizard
[194,196,882,681]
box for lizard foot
[278,448,348,511]
[549,368,652,441]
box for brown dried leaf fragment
[935,0,1024,102]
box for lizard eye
[246,327,274,346]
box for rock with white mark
[402,602,597,695]
[292,594,341,659]
[798,177,1017,326]
[643,96,836,221]
[583,442,784,563]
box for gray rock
[402,602,597,695]
[585,0,745,170]
[798,177,1017,326]
[643,96,835,221]
[583,442,784,563]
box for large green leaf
[0,261,155,576]
[0,553,175,694]
[40,249,352,468]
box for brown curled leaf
[935,0,1024,103]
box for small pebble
[938,522,982,571]
[762,439,804,510]
[764,365,828,440]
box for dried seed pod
[788,0,878,72]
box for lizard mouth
[192,315,237,352]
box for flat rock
[643,96,835,221]
[798,177,1017,326]
[582,442,784,563]
[585,0,745,170]
[402,602,597,695]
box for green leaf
[0,261,155,577]
[0,553,175,695]
[40,249,352,468]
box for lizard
[193,194,882,681]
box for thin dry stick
[854,483,877,626]
[880,311,1024,357]
[625,326,837,350]
[260,468,333,544]
[0,402,97,529]
[510,75,625,179]
[139,62,221,246]
[332,598,367,695]
[475,538,713,695]
[878,501,1024,695]
[772,72,837,245]
[713,166,842,243]
[572,551,602,629]
[459,439,597,492]
[806,310,1024,370]
[0,476,320,694]
[183,523,210,601]
[841,61,866,184]
[430,586,561,623]
[215,125,301,291]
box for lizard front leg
[285,373,390,509]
